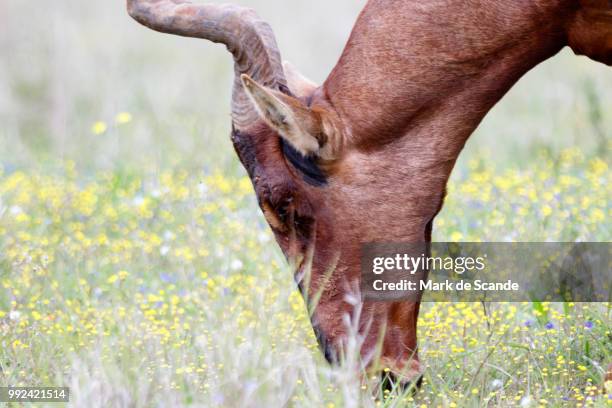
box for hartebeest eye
[280,140,329,187]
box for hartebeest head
[128,0,611,384]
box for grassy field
[0,0,611,407]
[0,149,610,407]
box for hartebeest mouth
[128,0,611,386]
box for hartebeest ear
[241,74,327,158]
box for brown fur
[235,0,611,383]
[129,0,611,384]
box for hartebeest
[127,0,611,385]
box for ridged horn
[127,0,288,130]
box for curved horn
[127,0,288,130]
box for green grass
[0,148,610,407]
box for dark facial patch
[281,139,328,187]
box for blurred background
[1,0,610,175]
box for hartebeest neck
[321,0,575,166]
[296,0,579,371]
